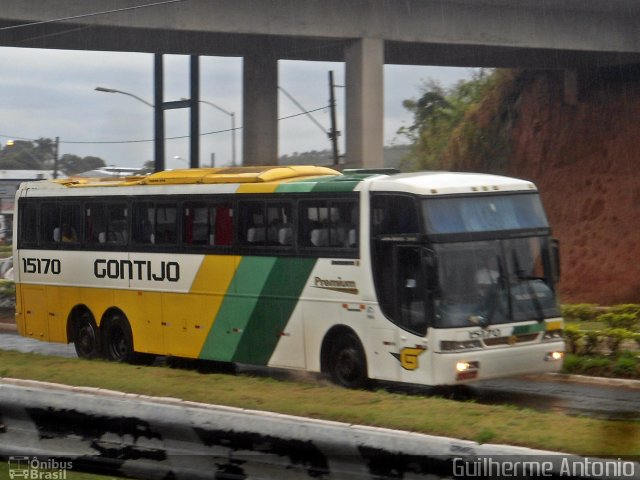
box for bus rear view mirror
[551,238,561,283]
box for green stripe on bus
[199,256,277,361]
[232,257,317,365]
[311,180,361,192]
[276,173,373,193]
[275,182,317,193]
[512,323,545,335]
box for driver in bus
[470,257,502,325]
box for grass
[0,350,639,458]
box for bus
[13,165,564,387]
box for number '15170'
[22,257,61,275]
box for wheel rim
[76,323,97,357]
[107,326,128,361]
[335,345,364,386]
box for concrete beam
[345,38,384,169]
[242,55,278,165]
[3,1,640,67]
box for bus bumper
[431,341,565,385]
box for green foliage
[563,324,584,354]
[608,304,640,320]
[562,353,611,375]
[597,312,637,331]
[582,330,601,355]
[612,352,640,378]
[399,69,526,173]
[563,352,640,379]
[602,328,633,355]
[59,154,106,175]
[561,304,600,322]
[561,353,583,373]
[0,281,15,297]
[475,428,496,444]
[0,138,106,175]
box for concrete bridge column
[243,54,278,165]
[345,38,384,169]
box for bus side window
[372,195,419,236]
[214,204,233,246]
[266,203,291,246]
[184,202,233,247]
[240,202,265,245]
[19,202,38,246]
[42,203,81,245]
[85,203,106,244]
[299,199,357,250]
[154,204,177,244]
[133,203,155,244]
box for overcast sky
[0,46,475,170]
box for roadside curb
[547,372,640,389]
[523,372,640,389]
[3,377,637,480]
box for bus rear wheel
[329,333,368,389]
[73,312,101,359]
[103,315,136,363]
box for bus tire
[73,311,101,360]
[103,314,136,363]
[329,333,369,389]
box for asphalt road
[1,330,639,421]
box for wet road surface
[1,330,638,421]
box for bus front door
[394,245,429,383]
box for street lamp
[94,86,154,107]
[183,98,236,167]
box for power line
[0,105,329,146]
[0,0,184,32]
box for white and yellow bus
[13,165,564,387]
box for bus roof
[17,166,537,197]
[366,171,537,195]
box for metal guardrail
[0,378,637,480]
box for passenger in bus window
[61,224,77,243]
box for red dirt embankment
[508,72,640,305]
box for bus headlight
[440,340,482,352]
[543,329,564,341]
[455,361,479,380]
[545,351,564,361]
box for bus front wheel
[103,315,136,363]
[329,333,368,389]
[73,312,101,359]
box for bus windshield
[423,193,548,234]
[433,237,560,328]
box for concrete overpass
[2,0,640,167]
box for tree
[0,138,107,175]
[398,69,516,172]
[59,154,106,176]
[0,140,47,169]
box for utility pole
[53,136,59,179]
[154,54,165,172]
[328,70,340,166]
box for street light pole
[199,100,236,167]
[187,99,236,167]
[94,83,163,171]
[95,54,201,172]
[94,86,154,107]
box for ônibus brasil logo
[8,457,72,479]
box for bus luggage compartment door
[22,286,48,340]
